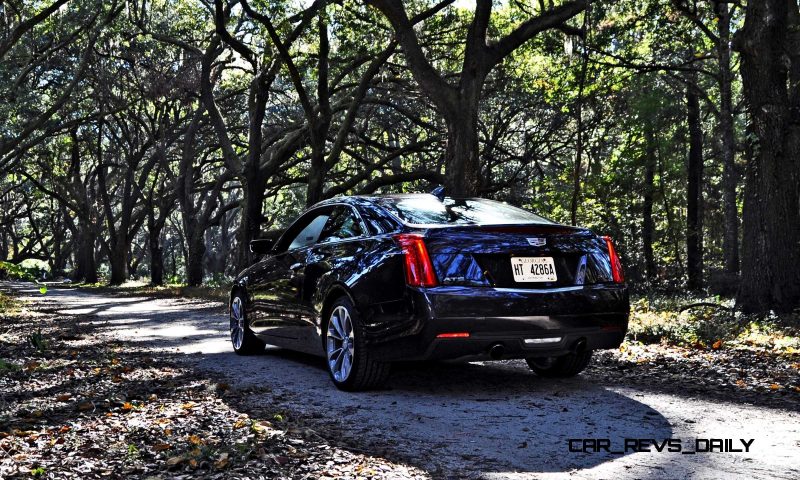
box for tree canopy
[1,0,798,313]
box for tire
[230,293,265,355]
[324,296,390,391]
[526,350,593,378]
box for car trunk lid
[421,224,612,287]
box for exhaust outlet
[489,343,505,360]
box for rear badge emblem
[527,237,546,246]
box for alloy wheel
[326,305,355,382]
[230,296,244,350]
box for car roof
[313,193,445,208]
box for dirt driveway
[16,284,800,479]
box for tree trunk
[443,91,481,197]
[148,210,165,286]
[735,0,800,313]
[715,0,739,276]
[657,142,684,279]
[75,224,98,284]
[185,234,205,287]
[108,233,128,285]
[642,126,657,281]
[237,176,266,270]
[50,207,69,277]
[570,28,590,226]
[686,82,704,291]
[306,143,326,206]
[237,70,270,270]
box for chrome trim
[524,337,562,344]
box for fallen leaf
[122,402,133,411]
[181,402,195,410]
[58,426,71,434]
[712,340,723,350]
[166,456,184,467]
[153,443,171,452]
[187,434,202,445]
[769,384,782,390]
[273,455,290,466]
[214,453,229,469]
[77,401,93,411]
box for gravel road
[18,285,800,479]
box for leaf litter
[0,289,427,479]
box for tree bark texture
[686,82,704,291]
[642,126,657,281]
[735,0,800,313]
[715,0,740,276]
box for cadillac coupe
[229,194,629,390]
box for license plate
[510,257,557,282]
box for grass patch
[0,358,21,374]
[627,294,800,351]
[0,290,20,313]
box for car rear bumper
[363,284,629,362]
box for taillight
[393,233,438,287]
[603,236,624,283]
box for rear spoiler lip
[412,223,592,235]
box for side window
[287,213,330,250]
[318,207,363,244]
[359,206,399,235]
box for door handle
[289,262,304,272]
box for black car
[230,194,629,391]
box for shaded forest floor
[0,287,426,479]
[73,281,800,403]
[1,284,798,478]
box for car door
[295,206,368,353]
[248,209,331,342]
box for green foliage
[0,261,46,282]
[28,328,48,354]
[0,0,753,295]
[0,358,21,374]
[127,443,140,458]
[628,295,800,350]
[30,467,46,477]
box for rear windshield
[376,195,553,226]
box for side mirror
[249,238,275,255]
